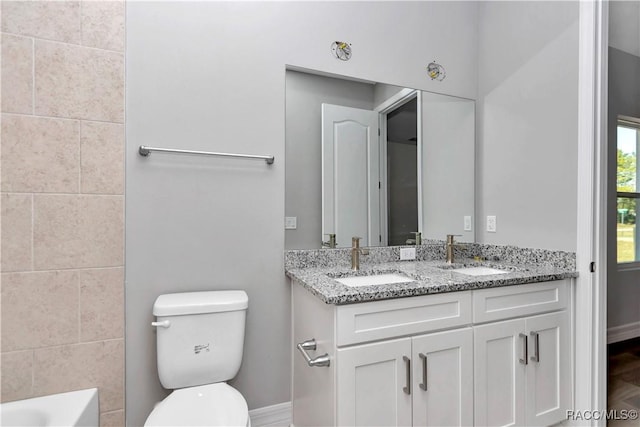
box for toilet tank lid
[153,291,248,316]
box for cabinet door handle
[402,356,411,395]
[530,331,540,363]
[519,333,528,365]
[419,353,428,391]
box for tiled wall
[1,2,125,425]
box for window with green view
[617,118,640,264]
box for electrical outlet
[400,247,416,260]
[285,217,297,229]
[464,216,472,231]
[487,215,497,232]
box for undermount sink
[332,272,413,287]
[451,266,509,276]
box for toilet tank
[153,291,248,389]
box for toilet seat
[144,383,249,427]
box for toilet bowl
[144,291,250,427]
[145,383,249,427]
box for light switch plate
[285,217,297,229]
[464,216,472,231]
[487,215,497,232]
[400,247,416,260]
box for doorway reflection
[386,98,418,246]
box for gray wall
[374,83,405,107]
[476,1,579,251]
[609,0,640,57]
[285,71,375,249]
[421,92,475,242]
[126,2,479,425]
[607,47,640,329]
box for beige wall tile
[100,410,125,427]
[81,121,124,194]
[80,268,124,342]
[1,114,80,193]
[81,1,124,52]
[1,1,81,43]
[34,40,123,122]
[33,339,124,412]
[34,195,123,270]
[1,34,33,114]
[1,271,79,352]
[0,350,34,402]
[1,0,126,420]
[1,193,32,272]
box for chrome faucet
[446,234,463,264]
[322,233,337,249]
[351,237,370,271]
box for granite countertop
[286,258,578,305]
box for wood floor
[608,337,640,426]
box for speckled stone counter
[285,244,578,305]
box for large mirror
[285,69,475,249]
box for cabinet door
[474,318,527,427]
[525,311,571,426]
[336,338,412,427]
[412,328,473,427]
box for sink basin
[333,273,413,287]
[451,267,509,276]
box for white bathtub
[0,388,99,427]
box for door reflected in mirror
[285,69,475,249]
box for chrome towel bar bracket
[297,339,330,367]
[138,145,275,165]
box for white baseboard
[249,401,292,427]
[607,321,640,344]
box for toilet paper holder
[297,339,330,367]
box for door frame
[575,1,608,424]
[375,89,422,246]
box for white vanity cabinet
[336,328,473,427]
[291,279,572,427]
[411,328,474,426]
[336,337,412,426]
[474,312,571,427]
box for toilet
[144,290,250,427]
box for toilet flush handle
[151,320,170,328]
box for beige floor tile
[624,394,640,409]
[608,418,640,427]
[610,353,640,376]
[606,400,640,427]
[619,367,640,387]
[609,377,640,402]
